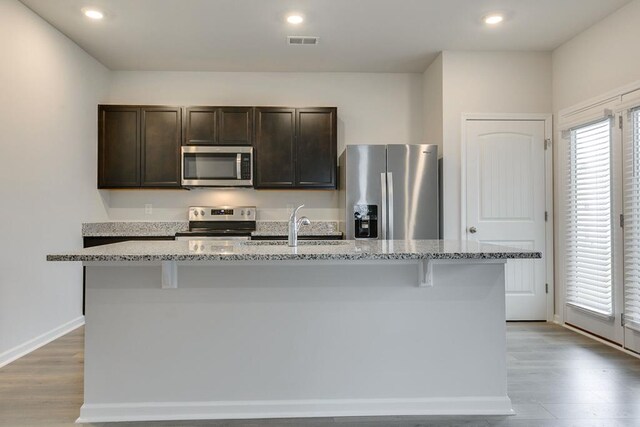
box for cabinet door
[98,106,140,188]
[219,107,253,145]
[254,108,296,188]
[295,108,337,188]
[141,107,182,188]
[185,107,217,145]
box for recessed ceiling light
[483,14,504,25]
[82,8,104,20]
[286,15,304,25]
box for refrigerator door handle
[387,172,394,240]
[380,172,387,240]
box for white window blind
[624,108,640,330]
[566,118,614,317]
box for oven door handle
[176,236,250,241]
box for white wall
[423,54,443,157]
[441,51,553,239]
[106,71,423,221]
[0,0,110,363]
[552,0,640,113]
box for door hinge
[619,115,624,129]
[620,214,625,228]
[544,138,551,150]
[545,211,549,222]
[545,283,549,294]
[622,313,625,327]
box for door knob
[469,226,477,234]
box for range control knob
[193,210,199,216]
[241,210,245,216]
[200,210,205,216]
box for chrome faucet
[288,204,311,247]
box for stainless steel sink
[243,240,350,246]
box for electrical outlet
[145,204,153,215]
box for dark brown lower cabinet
[254,107,337,189]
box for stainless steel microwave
[181,146,253,187]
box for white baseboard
[553,314,561,324]
[0,316,85,368]
[77,397,514,423]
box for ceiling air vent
[287,36,319,46]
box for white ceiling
[20,0,631,73]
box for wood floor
[1,323,639,426]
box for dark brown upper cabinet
[99,106,140,188]
[254,107,337,189]
[184,107,216,145]
[184,107,253,146]
[219,107,253,145]
[254,108,296,188]
[295,108,337,188]
[141,107,182,187]
[98,105,182,189]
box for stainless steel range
[175,206,256,241]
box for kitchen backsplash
[104,189,340,221]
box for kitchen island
[48,240,540,423]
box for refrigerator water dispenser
[354,205,378,239]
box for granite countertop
[252,221,341,237]
[47,240,541,262]
[82,221,341,237]
[82,221,188,237]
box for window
[624,109,640,330]
[566,118,614,317]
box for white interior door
[465,119,547,321]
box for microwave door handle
[236,154,242,180]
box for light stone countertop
[252,221,341,237]
[47,239,541,262]
[82,221,341,237]
[82,221,188,237]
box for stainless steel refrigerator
[338,144,438,240]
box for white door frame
[461,113,554,322]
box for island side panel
[81,260,510,422]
